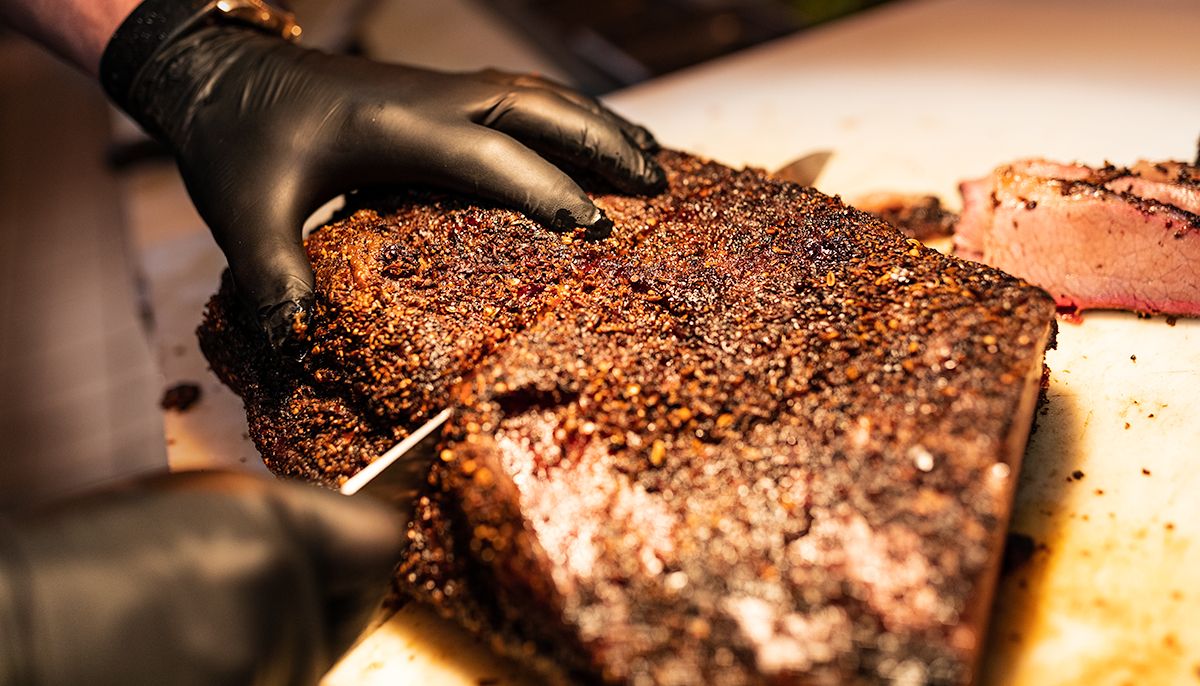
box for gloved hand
[0,471,405,686]
[102,21,665,348]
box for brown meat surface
[851,192,958,241]
[200,150,1056,685]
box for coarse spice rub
[199,150,1057,685]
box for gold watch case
[213,0,303,41]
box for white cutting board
[137,0,1200,683]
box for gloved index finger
[480,90,665,196]
[495,72,660,152]
[268,479,407,587]
[551,91,660,153]
[377,122,614,236]
[129,472,406,580]
[267,479,408,654]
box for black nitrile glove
[101,18,664,348]
[0,471,404,686]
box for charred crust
[199,150,1058,685]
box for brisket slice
[955,158,1200,316]
[199,150,1056,685]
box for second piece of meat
[955,158,1200,317]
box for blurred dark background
[480,0,889,93]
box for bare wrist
[0,0,142,75]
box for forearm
[0,0,140,75]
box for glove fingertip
[584,210,615,241]
[274,479,408,573]
[548,195,600,229]
[555,206,614,241]
[642,156,668,193]
[611,154,666,197]
[260,296,314,352]
[328,495,408,569]
[632,125,660,152]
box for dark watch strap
[100,0,212,110]
[99,0,299,112]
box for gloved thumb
[181,167,317,349]
[239,246,316,351]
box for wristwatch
[100,0,303,111]
[213,0,302,41]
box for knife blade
[773,149,834,187]
[335,408,451,638]
[340,408,451,500]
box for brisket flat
[956,158,1200,316]
[200,151,1056,685]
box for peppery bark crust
[199,150,1057,685]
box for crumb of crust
[160,382,202,412]
[1001,532,1036,576]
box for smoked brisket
[956,158,1200,317]
[200,151,1056,685]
